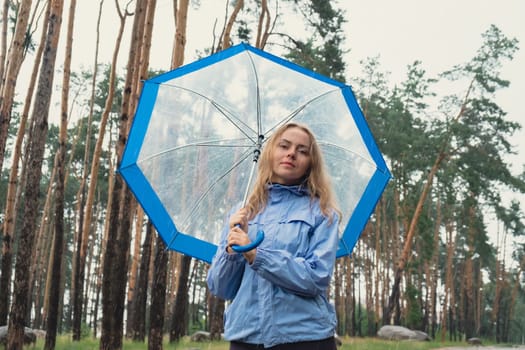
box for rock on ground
[377,325,431,341]
[0,325,43,345]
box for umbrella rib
[211,101,257,143]
[138,138,253,163]
[320,141,379,169]
[159,82,258,142]
[245,51,263,136]
[179,149,253,230]
[264,88,340,138]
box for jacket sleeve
[249,214,339,298]
[206,212,246,300]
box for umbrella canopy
[119,43,391,263]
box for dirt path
[436,347,525,350]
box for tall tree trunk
[374,201,383,327]
[100,0,144,348]
[429,196,441,338]
[82,204,99,327]
[450,223,459,341]
[170,0,187,68]
[207,287,225,340]
[31,204,53,328]
[93,146,115,339]
[169,254,191,342]
[492,257,504,341]
[125,0,157,331]
[344,256,355,336]
[165,254,177,320]
[57,223,69,333]
[71,0,104,340]
[356,242,363,336]
[126,207,144,337]
[42,204,58,329]
[0,0,9,80]
[44,1,75,347]
[506,253,525,341]
[255,0,271,49]
[475,260,482,337]
[492,221,510,342]
[7,1,64,348]
[130,221,153,341]
[0,0,32,172]
[148,236,168,350]
[165,0,192,343]
[441,219,454,341]
[111,187,136,346]
[333,261,343,335]
[29,159,57,325]
[0,0,50,325]
[219,0,243,51]
[74,0,125,340]
[189,262,204,331]
[463,201,477,339]
[363,224,375,335]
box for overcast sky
[341,0,524,155]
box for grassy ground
[27,335,470,350]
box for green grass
[340,337,460,349]
[31,336,229,350]
[28,335,466,350]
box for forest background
[0,0,524,350]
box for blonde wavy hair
[245,123,341,223]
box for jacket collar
[267,183,309,197]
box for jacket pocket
[273,210,315,255]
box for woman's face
[270,127,312,186]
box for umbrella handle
[231,230,265,253]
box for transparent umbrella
[119,43,392,263]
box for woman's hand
[226,208,256,263]
[227,226,251,249]
[229,208,248,232]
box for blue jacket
[207,184,339,348]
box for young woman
[207,123,340,349]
